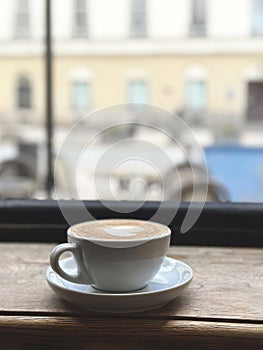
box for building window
[73,0,88,38]
[186,81,206,109]
[189,0,206,37]
[128,81,148,104]
[247,82,263,121]
[14,0,30,38]
[72,82,90,110]
[17,77,32,109]
[130,0,147,38]
[252,0,263,36]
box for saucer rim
[46,256,193,297]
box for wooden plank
[157,246,263,321]
[0,243,262,324]
[0,316,262,350]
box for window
[2,0,263,208]
[72,82,90,110]
[128,81,148,104]
[130,0,147,38]
[14,0,30,38]
[0,0,263,251]
[73,0,88,38]
[247,82,263,121]
[189,0,206,37]
[186,81,206,109]
[17,77,32,109]
[252,0,263,36]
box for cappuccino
[51,219,171,290]
[70,219,169,240]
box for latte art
[104,225,144,237]
[70,219,169,240]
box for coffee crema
[70,219,169,240]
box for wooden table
[0,244,262,349]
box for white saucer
[46,256,193,313]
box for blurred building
[0,0,263,138]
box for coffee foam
[70,219,169,240]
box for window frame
[0,199,262,246]
[1,0,262,249]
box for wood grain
[0,244,262,321]
[0,317,262,350]
[0,243,262,349]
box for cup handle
[50,243,93,284]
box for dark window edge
[0,199,262,246]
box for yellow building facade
[0,53,262,128]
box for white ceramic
[46,256,193,313]
[50,219,171,292]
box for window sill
[0,243,262,349]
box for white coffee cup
[50,219,171,292]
